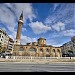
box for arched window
[29,47,37,53]
[53,49,55,52]
[19,46,24,51]
[57,49,60,53]
[40,48,43,52]
[46,48,49,52]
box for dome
[38,37,46,46]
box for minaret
[15,11,23,45]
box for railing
[5,56,75,60]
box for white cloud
[53,3,60,11]
[11,3,36,22]
[45,17,56,25]
[21,35,37,44]
[52,22,65,31]
[52,44,62,47]
[8,31,17,40]
[29,21,51,34]
[4,3,36,19]
[45,3,74,25]
[47,39,62,47]
[0,3,36,32]
[8,30,37,45]
[0,3,37,44]
[62,29,75,36]
[0,5,16,31]
[49,33,60,39]
[22,28,27,32]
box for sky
[0,3,75,47]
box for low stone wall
[0,56,75,64]
[6,56,75,60]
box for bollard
[70,57,71,59]
[6,56,8,59]
[14,56,15,59]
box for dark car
[0,53,1,57]
[0,52,12,58]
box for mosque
[13,12,62,57]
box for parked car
[0,52,12,58]
[0,53,1,57]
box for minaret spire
[15,11,23,45]
[19,11,23,20]
[21,11,23,18]
[19,11,23,22]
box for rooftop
[0,28,6,35]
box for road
[0,62,75,72]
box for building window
[0,34,1,38]
[1,39,2,41]
[57,49,60,53]
[53,49,55,52]
[19,46,24,51]
[10,44,12,45]
[40,49,43,52]
[46,49,49,52]
[29,47,37,53]
[9,49,12,50]
[2,36,3,38]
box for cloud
[0,5,16,32]
[0,3,36,32]
[52,22,65,31]
[53,3,60,11]
[47,39,62,47]
[8,30,37,44]
[45,3,74,25]
[22,28,27,32]
[21,35,37,44]
[1,3,74,46]
[8,31,17,40]
[46,29,75,46]
[62,29,75,37]
[4,3,36,20]
[29,21,51,34]
[0,3,37,45]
